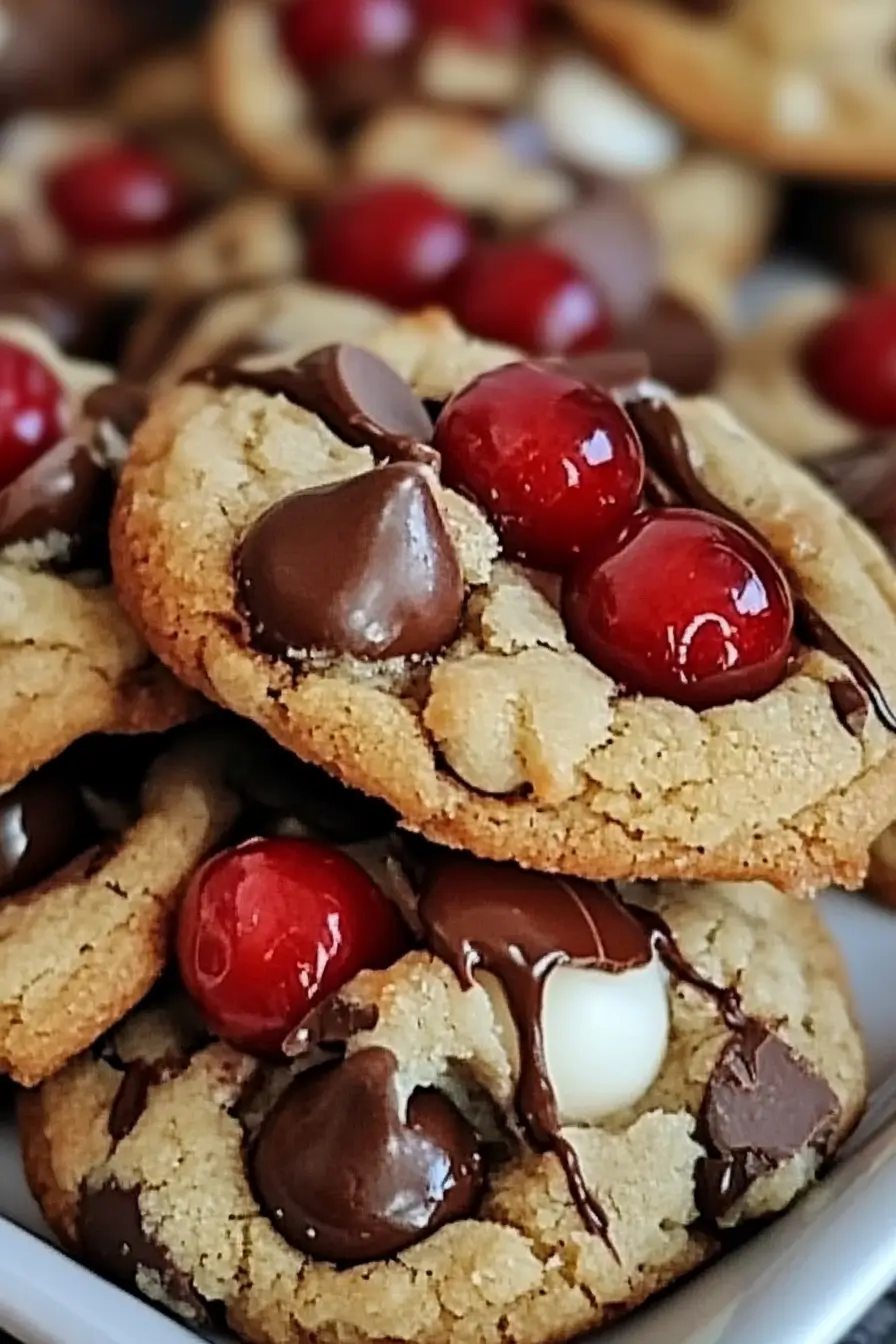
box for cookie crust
[20,881,866,1344]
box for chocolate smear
[696,1021,840,1222]
[251,1047,484,1262]
[0,759,98,898]
[625,397,896,734]
[79,1182,212,1325]
[84,380,150,443]
[419,858,655,1246]
[236,463,464,662]
[0,436,112,561]
[192,344,439,467]
[619,292,722,397]
[829,677,869,738]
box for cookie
[20,873,865,1343]
[111,310,896,892]
[564,0,896,180]
[0,318,194,785]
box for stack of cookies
[4,303,892,1344]
[0,2,893,1342]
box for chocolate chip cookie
[564,0,896,180]
[0,318,193,787]
[111,310,896,892]
[19,874,865,1343]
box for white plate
[2,890,896,1344]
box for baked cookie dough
[0,319,193,786]
[111,310,896,892]
[20,876,865,1344]
[563,0,896,180]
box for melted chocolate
[84,381,149,443]
[0,436,113,562]
[79,1182,212,1324]
[620,292,722,397]
[251,1047,484,1262]
[625,398,896,735]
[0,759,98,898]
[236,463,464,662]
[696,1021,840,1221]
[191,344,438,467]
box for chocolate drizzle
[626,397,896,735]
[418,858,837,1242]
[190,344,439,467]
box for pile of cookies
[0,3,893,1344]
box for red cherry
[176,837,408,1055]
[434,361,644,569]
[0,340,68,490]
[802,290,896,430]
[45,145,193,248]
[415,0,533,45]
[447,242,613,356]
[279,0,415,76]
[562,508,794,709]
[307,181,472,309]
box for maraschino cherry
[307,181,472,309]
[446,241,613,356]
[278,0,415,76]
[562,508,794,710]
[0,340,68,490]
[177,837,409,1055]
[45,145,193,248]
[415,0,533,45]
[802,289,896,430]
[434,361,643,569]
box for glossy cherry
[45,145,193,248]
[434,361,644,569]
[278,0,415,76]
[802,289,896,430]
[415,0,533,45]
[307,181,472,309]
[562,507,794,710]
[177,837,408,1055]
[447,241,613,356]
[0,340,68,491]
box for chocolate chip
[545,349,651,391]
[236,463,464,662]
[542,186,661,326]
[79,1182,211,1325]
[84,381,149,443]
[696,1022,840,1222]
[0,759,98,898]
[829,677,869,738]
[284,997,380,1058]
[0,437,113,561]
[192,344,438,467]
[251,1047,484,1262]
[619,292,722,396]
[108,1061,161,1143]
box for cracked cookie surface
[563,0,896,180]
[20,879,865,1344]
[112,310,896,892]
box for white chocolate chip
[532,56,683,177]
[479,958,670,1126]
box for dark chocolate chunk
[0,759,98,898]
[419,858,654,1244]
[79,1182,211,1324]
[541,186,660,326]
[192,344,438,467]
[236,463,464,662]
[625,397,896,735]
[84,381,149,443]
[0,436,113,560]
[620,292,722,396]
[696,1022,840,1222]
[251,1047,484,1262]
